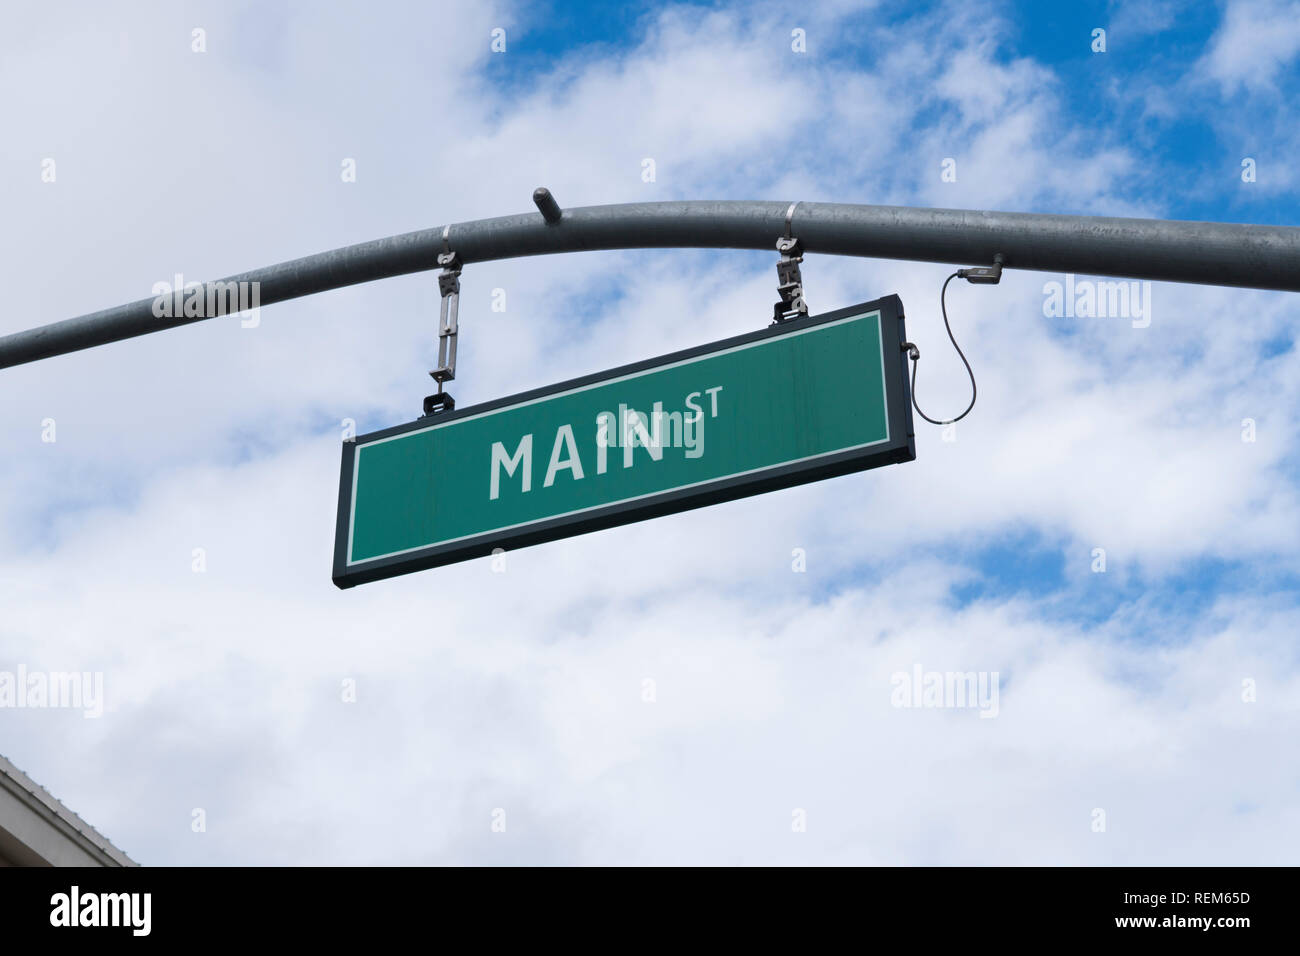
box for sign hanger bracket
[772,202,809,324]
[423,233,462,417]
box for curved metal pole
[3,198,1299,369]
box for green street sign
[333,295,915,588]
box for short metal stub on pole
[772,202,809,324]
[533,186,563,224]
[423,235,462,417]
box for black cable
[906,271,977,425]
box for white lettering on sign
[543,424,584,488]
[488,386,723,500]
[489,434,532,500]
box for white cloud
[1201,0,1300,93]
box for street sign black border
[332,294,915,588]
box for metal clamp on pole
[772,203,809,324]
[423,240,462,417]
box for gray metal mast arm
[3,199,1299,370]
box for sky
[1,0,1298,865]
